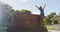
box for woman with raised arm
[35,4,47,32]
[35,4,46,16]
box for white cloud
[20,0,28,2]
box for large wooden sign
[12,13,40,28]
[7,13,47,32]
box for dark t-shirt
[40,9,44,16]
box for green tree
[4,4,15,24]
[16,9,31,14]
[1,4,15,30]
[44,12,56,25]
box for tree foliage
[5,4,15,24]
[0,2,15,31]
[44,12,56,25]
[16,9,31,14]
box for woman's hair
[39,6,43,10]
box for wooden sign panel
[12,13,40,28]
[7,13,47,32]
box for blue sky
[1,0,60,16]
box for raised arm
[35,5,39,9]
[43,4,46,9]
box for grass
[46,26,56,30]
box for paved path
[48,30,60,32]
